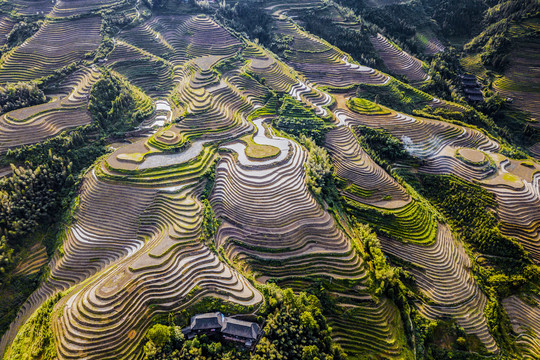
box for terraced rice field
[0,17,102,83]
[1,3,539,359]
[212,119,366,281]
[48,171,261,359]
[8,0,55,15]
[49,0,127,17]
[326,126,410,208]
[3,126,261,358]
[12,244,48,277]
[326,82,540,351]
[483,158,540,261]
[267,15,389,88]
[492,38,540,159]
[107,43,176,98]
[423,36,445,55]
[327,299,409,359]
[0,16,15,46]
[332,89,540,264]
[381,226,497,351]
[334,101,498,158]
[0,68,100,152]
[503,295,540,359]
[493,39,540,119]
[371,33,429,83]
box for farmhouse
[460,73,484,102]
[181,312,261,348]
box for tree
[147,324,171,348]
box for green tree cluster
[144,326,248,360]
[0,81,46,114]
[88,72,140,132]
[420,0,487,37]
[274,96,329,145]
[304,139,333,197]
[300,136,340,208]
[200,199,220,245]
[0,154,72,274]
[416,174,527,260]
[357,224,403,298]
[5,293,62,360]
[420,49,465,103]
[252,288,346,360]
[143,287,345,360]
[354,125,413,164]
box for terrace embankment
[271,16,390,88]
[503,295,540,359]
[213,118,367,281]
[0,17,102,83]
[381,225,497,352]
[370,33,428,84]
[326,126,410,208]
[0,68,100,152]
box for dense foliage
[0,81,46,115]
[414,174,527,260]
[357,224,404,299]
[465,0,540,71]
[299,8,384,69]
[252,288,346,360]
[420,0,487,37]
[145,329,248,360]
[353,125,414,165]
[300,136,341,210]
[303,137,333,197]
[143,287,345,360]
[5,293,61,360]
[420,49,465,103]
[200,199,220,249]
[88,72,141,132]
[0,155,72,272]
[215,1,273,46]
[274,97,329,145]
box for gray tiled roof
[184,312,260,341]
[222,318,259,340]
[190,312,224,330]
